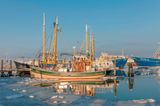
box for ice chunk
[51,95,58,99]
[133,99,147,104]
[62,101,68,104]
[53,101,58,104]
[133,99,156,104]
[6,94,23,99]
[21,90,26,93]
[12,89,16,91]
[12,88,19,91]
[29,95,34,98]
[147,99,155,103]
[58,96,64,99]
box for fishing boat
[14,61,31,69]
[30,15,106,81]
[94,53,127,70]
[112,48,128,69]
[31,67,106,81]
[132,44,160,67]
[132,57,160,67]
[14,57,39,69]
[112,57,127,69]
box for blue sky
[0,0,160,58]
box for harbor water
[0,68,160,106]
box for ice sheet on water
[115,99,156,106]
[12,88,20,91]
[0,82,7,86]
[6,94,23,99]
[17,81,25,84]
[0,79,8,81]
[89,99,105,106]
[132,98,156,104]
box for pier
[0,59,30,77]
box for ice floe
[29,95,34,98]
[6,94,23,99]
[133,98,156,104]
[21,89,27,93]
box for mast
[153,42,160,58]
[42,13,46,64]
[90,33,95,62]
[122,48,124,56]
[53,16,59,64]
[85,24,89,56]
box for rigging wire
[34,23,54,59]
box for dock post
[9,60,12,69]
[128,77,134,91]
[8,60,13,76]
[114,57,116,76]
[114,79,117,96]
[1,60,3,71]
[128,62,134,77]
[128,62,134,90]
[1,60,5,77]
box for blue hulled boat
[112,58,128,69]
[132,57,160,67]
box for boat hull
[14,61,31,69]
[31,67,106,81]
[112,58,127,68]
[132,57,160,66]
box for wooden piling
[9,60,12,69]
[8,60,13,76]
[128,62,134,77]
[114,57,116,76]
[1,60,3,71]
[1,60,5,77]
[114,79,117,96]
[128,78,134,90]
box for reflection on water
[52,78,128,97]
[128,78,134,91]
[51,68,160,102]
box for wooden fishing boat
[31,15,106,81]
[31,67,106,81]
